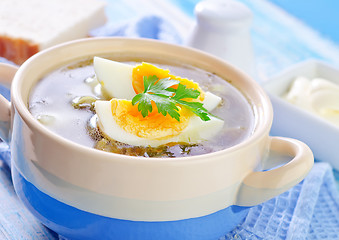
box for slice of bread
[0,0,107,64]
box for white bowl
[0,38,313,240]
[263,59,339,170]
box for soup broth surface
[29,58,255,157]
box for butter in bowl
[263,59,339,170]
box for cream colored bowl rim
[11,37,273,163]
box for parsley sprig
[131,75,211,121]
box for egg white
[94,57,135,99]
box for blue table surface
[269,0,339,44]
[2,0,339,239]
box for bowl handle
[236,136,314,206]
[0,63,18,143]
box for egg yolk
[111,99,191,140]
[132,62,205,101]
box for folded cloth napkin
[1,14,339,240]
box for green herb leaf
[132,75,213,121]
[150,77,179,96]
[172,83,200,100]
[143,75,158,92]
[175,99,211,121]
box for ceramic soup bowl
[0,38,313,240]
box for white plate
[263,59,339,170]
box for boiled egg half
[94,57,224,147]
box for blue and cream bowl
[0,38,313,239]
